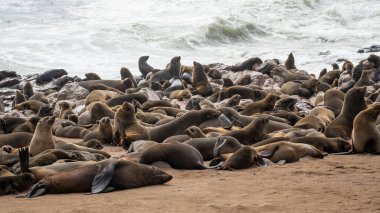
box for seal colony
[0,53,379,197]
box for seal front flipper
[277,160,286,165]
[19,147,30,173]
[213,138,227,157]
[91,160,116,194]
[259,150,274,158]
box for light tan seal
[29,116,56,156]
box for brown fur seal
[14,100,45,112]
[113,102,149,148]
[225,57,262,72]
[87,101,115,122]
[85,90,119,106]
[54,122,90,138]
[216,145,266,170]
[255,142,324,164]
[138,56,154,78]
[319,69,340,85]
[280,79,319,98]
[120,67,137,87]
[74,139,104,150]
[105,92,148,107]
[236,74,252,86]
[148,109,221,143]
[273,97,297,111]
[139,142,205,169]
[83,117,113,144]
[79,79,132,92]
[0,133,34,148]
[240,94,280,116]
[23,81,34,100]
[150,56,181,82]
[88,83,124,94]
[354,70,374,87]
[325,87,367,139]
[225,94,241,108]
[185,126,206,138]
[142,100,175,111]
[290,136,351,153]
[18,159,172,197]
[352,104,380,154]
[58,102,74,119]
[223,117,269,145]
[294,115,326,132]
[148,107,186,117]
[308,107,335,126]
[0,173,35,195]
[13,117,40,133]
[135,110,172,125]
[270,67,309,82]
[324,88,345,117]
[13,90,25,108]
[218,86,264,101]
[128,140,158,153]
[192,61,212,96]
[29,116,56,156]
[29,93,48,104]
[169,89,191,101]
[84,72,101,80]
[285,53,296,70]
[55,140,110,158]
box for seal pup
[239,94,280,116]
[255,142,324,164]
[23,81,34,100]
[215,145,266,170]
[13,117,40,133]
[120,67,137,87]
[324,88,345,117]
[223,117,269,145]
[83,117,113,144]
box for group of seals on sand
[1,53,380,197]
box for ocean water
[0,0,379,79]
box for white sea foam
[0,0,379,78]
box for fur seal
[352,104,380,154]
[79,79,132,92]
[236,74,252,86]
[13,90,25,108]
[14,100,45,113]
[105,92,148,107]
[324,88,345,116]
[185,126,206,138]
[128,140,158,153]
[87,101,115,122]
[150,56,181,82]
[285,53,296,70]
[255,142,324,164]
[319,69,341,85]
[325,87,367,139]
[148,109,222,143]
[273,97,297,111]
[18,159,172,197]
[354,69,374,87]
[85,90,119,106]
[169,89,191,101]
[216,145,266,170]
[289,136,351,153]
[218,86,264,102]
[83,117,113,144]
[270,67,309,82]
[294,115,326,132]
[74,139,104,150]
[120,67,137,87]
[138,56,154,78]
[139,142,205,170]
[280,79,319,98]
[113,102,149,148]
[29,93,48,104]
[12,117,40,133]
[23,81,34,100]
[0,133,33,148]
[0,173,35,195]
[58,102,74,119]
[225,57,262,72]
[29,116,56,156]
[84,72,101,80]
[223,117,269,145]
[192,61,212,96]
[239,94,280,116]
[54,122,90,138]
[308,107,335,126]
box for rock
[36,69,68,85]
[0,78,21,88]
[0,70,18,80]
[47,83,89,102]
[52,75,75,90]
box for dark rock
[0,78,21,88]
[36,69,68,85]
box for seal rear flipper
[259,150,274,158]
[91,161,116,194]
[213,137,227,157]
[256,156,267,167]
[18,147,30,173]
[16,182,46,198]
